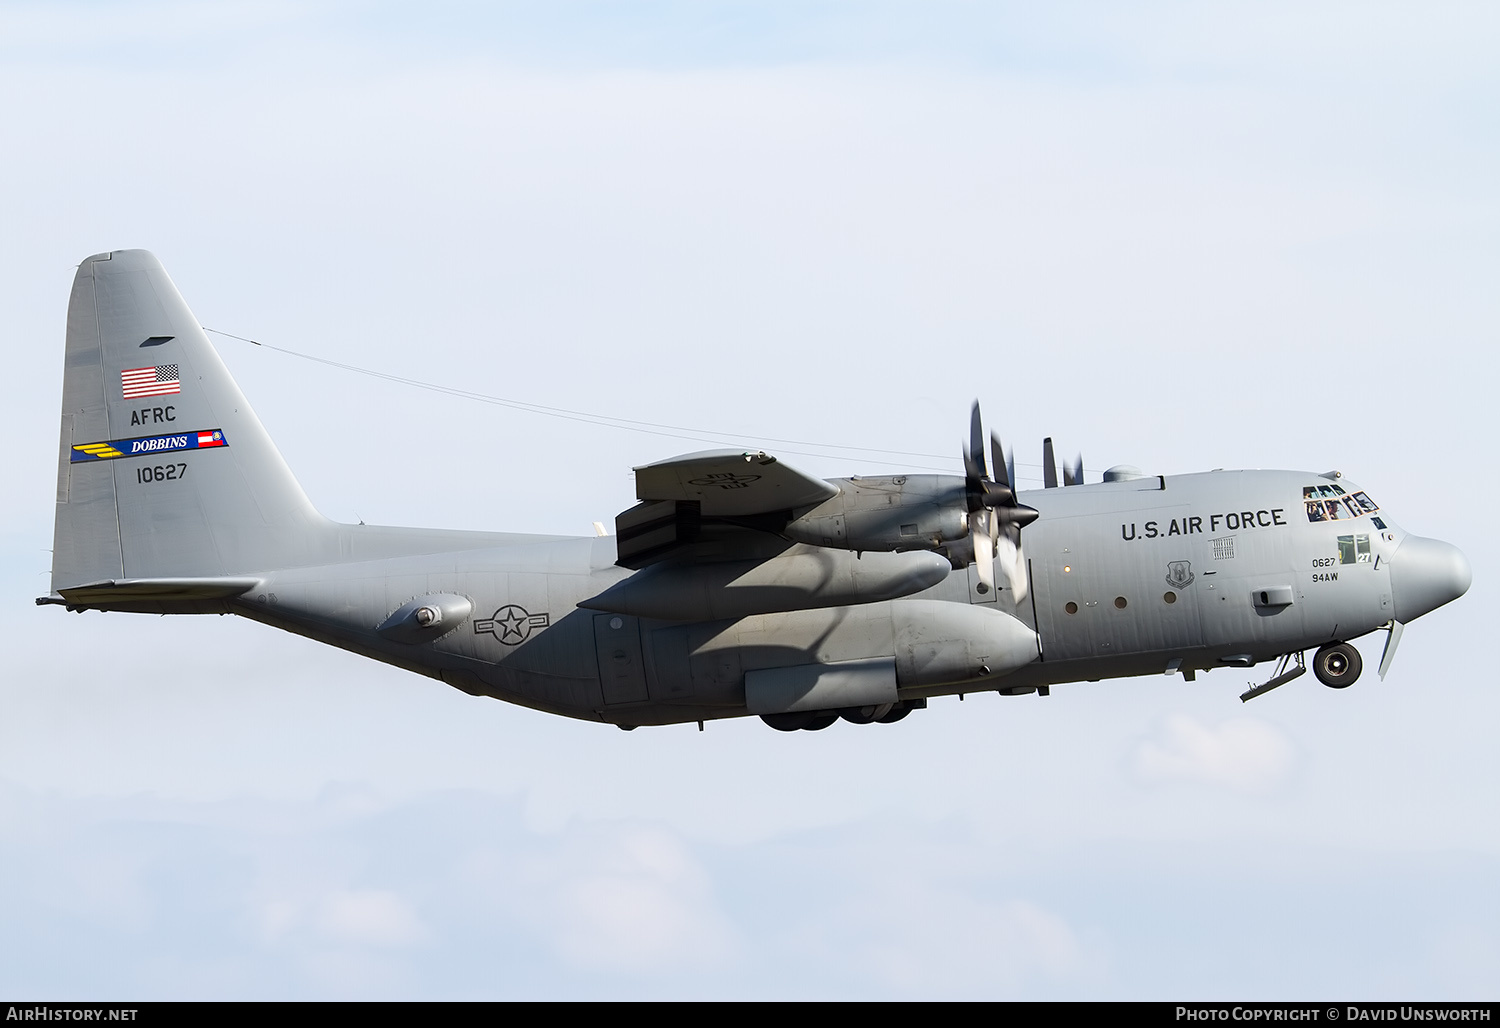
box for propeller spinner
[964,403,1039,599]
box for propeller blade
[1063,454,1083,487]
[996,532,1028,604]
[1043,437,1058,489]
[972,515,996,595]
[1378,620,1405,680]
[991,432,1009,491]
[965,402,988,482]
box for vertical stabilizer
[51,250,327,592]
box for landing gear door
[593,613,649,705]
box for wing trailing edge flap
[616,450,839,570]
[38,576,262,613]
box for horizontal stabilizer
[39,576,261,612]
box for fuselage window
[1338,533,1373,564]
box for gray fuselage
[233,468,1436,726]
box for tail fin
[49,250,327,599]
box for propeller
[964,403,1039,599]
[1043,437,1085,487]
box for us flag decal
[121,365,181,399]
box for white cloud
[1131,714,1297,794]
[498,824,738,975]
[313,890,428,948]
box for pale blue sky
[1,1,1496,999]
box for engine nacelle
[647,600,1040,710]
[888,600,1039,688]
[782,475,970,553]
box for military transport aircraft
[40,250,1472,729]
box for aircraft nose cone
[1391,535,1472,623]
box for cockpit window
[1304,487,1379,522]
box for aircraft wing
[632,450,836,515]
[615,450,838,569]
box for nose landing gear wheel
[1313,642,1362,688]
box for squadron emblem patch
[1165,561,1196,589]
